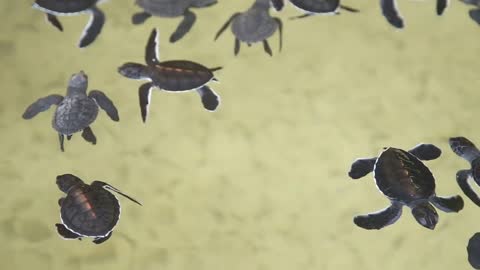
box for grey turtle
[56,174,141,244]
[132,0,218,43]
[214,0,283,56]
[449,137,480,207]
[288,0,359,20]
[459,0,480,25]
[348,144,464,230]
[33,0,106,48]
[468,233,480,269]
[380,0,448,29]
[22,71,119,152]
[118,29,222,123]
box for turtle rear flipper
[132,12,152,25]
[456,170,480,207]
[45,13,63,31]
[468,233,480,269]
[263,40,272,56]
[339,5,360,12]
[58,134,65,152]
[381,0,404,28]
[22,94,63,119]
[78,6,105,48]
[408,143,442,161]
[197,85,220,111]
[93,231,112,244]
[470,9,480,25]
[436,0,448,15]
[449,137,480,162]
[353,203,403,230]
[82,126,96,145]
[431,195,464,212]
[56,223,82,240]
[170,10,196,43]
[348,157,376,179]
[88,90,119,121]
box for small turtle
[132,0,218,43]
[56,174,142,244]
[348,144,464,230]
[468,233,480,269]
[214,0,283,56]
[459,0,480,25]
[32,0,106,48]
[288,0,359,20]
[449,137,480,207]
[380,0,448,29]
[118,28,222,123]
[22,71,119,152]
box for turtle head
[67,71,88,95]
[252,0,271,10]
[411,201,438,230]
[191,0,217,8]
[449,137,480,162]
[56,174,84,193]
[118,62,149,80]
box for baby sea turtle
[214,0,283,56]
[132,0,218,43]
[32,0,106,48]
[460,0,480,25]
[380,0,448,28]
[449,137,480,207]
[468,233,480,269]
[288,0,360,19]
[22,71,119,152]
[118,28,222,123]
[56,174,142,244]
[348,144,464,230]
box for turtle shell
[231,11,278,43]
[374,147,436,203]
[289,0,340,13]
[149,60,215,91]
[53,96,99,135]
[35,0,98,14]
[136,0,190,17]
[60,184,120,237]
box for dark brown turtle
[348,144,464,230]
[118,28,222,123]
[56,174,142,244]
[288,0,359,19]
[32,0,106,48]
[380,0,448,29]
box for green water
[2,0,480,269]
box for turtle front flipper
[449,137,480,162]
[45,13,63,31]
[22,94,63,119]
[197,85,220,111]
[470,9,480,25]
[348,157,376,179]
[431,195,464,212]
[78,6,105,48]
[353,203,403,230]
[380,0,404,28]
[88,90,120,121]
[170,10,196,43]
[132,12,152,25]
[81,126,97,145]
[55,223,81,240]
[456,169,480,207]
[468,233,480,269]
[214,13,241,41]
[263,40,273,56]
[408,143,442,161]
[411,202,438,230]
[145,29,160,65]
[138,83,153,123]
[93,231,112,244]
[91,181,143,205]
[436,0,448,15]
